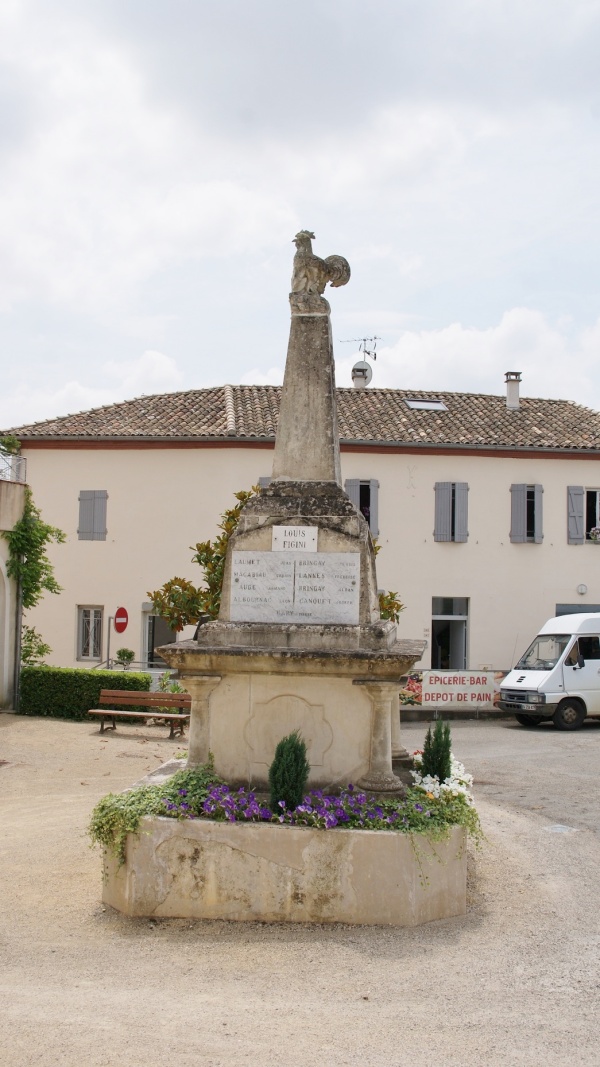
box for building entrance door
[146,615,176,668]
[431,597,469,669]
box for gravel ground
[1,713,599,1067]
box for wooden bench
[88,689,191,739]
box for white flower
[411,750,475,806]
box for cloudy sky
[2,0,600,429]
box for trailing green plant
[89,759,223,864]
[2,486,66,609]
[147,486,259,629]
[20,625,51,666]
[114,648,135,669]
[420,719,452,783]
[18,666,151,720]
[268,730,310,813]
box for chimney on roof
[505,371,521,410]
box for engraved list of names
[230,551,360,624]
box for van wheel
[553,700,585,731]
[515,714,543,727]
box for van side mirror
[577,653,585,669]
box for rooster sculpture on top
[290,230,351,297]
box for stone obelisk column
[271,230,350,485]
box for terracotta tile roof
[5,385,600,451]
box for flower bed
[93,751,479,926]
[89,753,481,865]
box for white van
[499,613,600,730]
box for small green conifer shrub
[420,719,452,782]
[268,730,310,813]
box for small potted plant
[115,648,135,670]
[590,527,600,543]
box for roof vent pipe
[505,371,522,410]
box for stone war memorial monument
[102,232,468,925]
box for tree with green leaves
[147,487,259,631]
[20,625,51,666]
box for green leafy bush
[18,666,151,720]
[269,730,310,813]
[420,719,452,783]
[114,648,135,669]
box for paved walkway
[1,714,599,1066]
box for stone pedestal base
[102,819,467,926]
[158,642,422,792]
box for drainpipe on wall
[12,577,23,712]
[505,371,522,410]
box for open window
[434,482,468,542]
[567,486,600,543]
[510,484,543,543]
[344,479,379,536]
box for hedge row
[19,666,151,720]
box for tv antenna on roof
[340,336,380,389]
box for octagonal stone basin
[102,819,466,927]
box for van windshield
[515,634,571,671]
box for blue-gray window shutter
[454,482,469,543]
[78,491,95,540]
[533,484,543,544]
[434,482,452,541]
[567,486,585,544]
[369,479,380,537]
[344,478,360,510]
[258,477,271,489]
[510,484,527,543]
[78,490,107,541]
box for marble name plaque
[230,551,360,624]
[272,525,318,552]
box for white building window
[510,484,543,543]
[567,486,600,543]
[78,490,108,541]
[434,482,468,542]
[78,607,103,660]
[344,479,379,536]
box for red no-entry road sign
[114,607,128,634]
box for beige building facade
[8,381,600,675]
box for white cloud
[103,349,183,396]
[334,309,600,409]
[239,366,283,387]
[1,349,183,428]
[1,1,600,418]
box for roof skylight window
[404,398,448,411]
